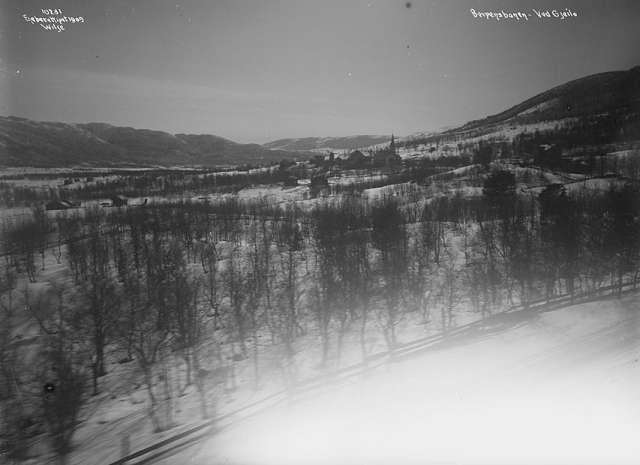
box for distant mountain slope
[0,117,308,168]
[400,66,640,159]
[176,134,292,164]
[263,135,390,153]
[456,66,640,133]
[0,117,127,167]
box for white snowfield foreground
[164,295,640,465]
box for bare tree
[0,265,17,397]
[116,239,177,432]
[225,245,251,359]
[311,205,344,366]
[70,230,122,393]
[24,281,88,463]
[199,233,221,329]
[127,278,172,432]
[604,185,640,295]
[438,250,462,333]
[409,221,435,331]
[246,239,265,389]
[39,340,86,463]
[273,217,304,381]
[371,199,408,354]
[166,241,212,417]
[347,234,373,365]
[5,220,39,282]
[0,265,31,461]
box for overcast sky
[1,0,639,143]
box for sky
[1,0,639,143]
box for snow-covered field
[165,294,640,465]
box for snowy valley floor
[160,293,640,465]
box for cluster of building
[311,135,402,169]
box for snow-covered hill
[174,294,640,465]
[398,65,640,161]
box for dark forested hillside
[0,117,309,168]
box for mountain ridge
[395,65,640,159]
[443,66,640,138]
[2,66,639,167]
[0,117,310,168]
[262,135,390,153]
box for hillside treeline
[0,167,289,208]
